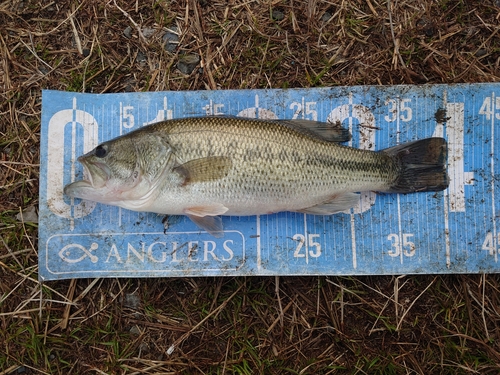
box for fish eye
[95,144,107,158]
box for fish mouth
[63,157,110,199]
[80,156,110,188]
[63,179,93,198]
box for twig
[481,274,490,340]
[366,0,379,17]
[61,279,77,330]
[19,36,53,70]
[394,275,404,324]
[68,10,83,55]
[167,282,245,355]
[28,2,84,37]
[387,0,406,69]
[0,248,32,260]
[267,299,293,333]
[0,236,24,272]
[112,0,147,44]
[275,275,284,327]
[396,277,436,331]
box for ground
[1,0,500,374]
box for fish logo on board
[58,242,99,263]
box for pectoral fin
[174,156,232,185]
[296,192,360,215]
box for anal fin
[184,204,228,238]
[184,204,228,217]
[187,214,224,238]
[295,192,360,215]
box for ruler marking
[350,214,357,269]
[256,215,262,270]
[461,93,470,263]
[118,103,123,227]
[395,97,404,264]
[69,98,78,230]
[443,184,450,268]
[440,91,451,268]
[348,92,357,269]
[491,92,497,262]
[471,93,478,262]
[323,216,328,260]
[303,214,309,264]
[255,95,259,118]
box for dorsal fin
[274,119,351,143]
[205,116,351,143]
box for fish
[64,116,449,237]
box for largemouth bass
[64,117,448,237]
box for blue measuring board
[39,84,500,280]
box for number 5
[121,104,135,129]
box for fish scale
[165,119,379,202]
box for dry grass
[1,0,500,373]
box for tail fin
[383,137,449,193]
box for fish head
[64,134,170,207]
